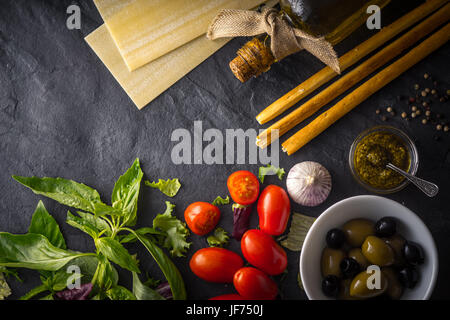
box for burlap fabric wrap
[207,7,341,74]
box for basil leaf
[130,231,186,300]
[119,227,164,244]
[91,253,118,291]
[28,201,67,249]
[12,176,103,214]
[153,202,190,258]
[258,164,286,183]
[19,284,47,300]
[106,285,137,300]
[0,232,93,271]
[66,211,109,239]
[207,227,229,247]
[145,178,181,197]
[132,272,165,300]
[77,211,111,235]
[67,255,100,281]
[95,237,140,273]
[211,195,230,206]
[42,268,83,292]
[111,158,143,226]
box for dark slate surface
[1,0,449,300]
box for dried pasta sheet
[85,26,229,109]
[93,0,266,71]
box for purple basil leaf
[54,283,93,300]
[232,203,252,240]
[156,282,172,300]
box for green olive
[362,236,395,266]
[348,248,370,269]
[350,269,388,299]
[383,234,406,267]
[342,219,375,247]
[338,279,359,300]
[321,247,345,277]
[382,267,404,300]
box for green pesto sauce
[354,131,411,189]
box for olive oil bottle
[230,0,391,82]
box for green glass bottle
[230,0,391,82]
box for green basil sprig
[2,158,188,300]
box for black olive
[326,228,346,249]
[375,217,397,237]
[340,258,361,279]
[402,241,425,265]
[398,266,419,289]
[322,275,340,297]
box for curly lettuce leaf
[145,178,181,197]
[211,196,230,206]
[207,228,229,247]
[258,164,286,183]
[0,272,11,300]
[152,202,190,257]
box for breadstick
[281,23,450,155]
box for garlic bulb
[286,161,332,207]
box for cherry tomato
[257,185,291,235]
[241,229,287,275]
[189,247,244,283]
[184,202,220,235]
[209,294,249,300]
[227,171,260,205]
[233,267,278,300]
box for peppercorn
[409,97,416,103]
[421,91,427,97]
[386,106,393,112]
[424,73,429,79]
[381,115,387,122]
[446,89,450,96]
[436,124,442,131]
[416,110,421,116]
[411,106,417,112]
[375,109,381,114]
[414,84,420,90]
[422,118,427,125]
[390,111,396,117]
[444,126,449,132]
[411,112,417,118]
[422,102,429,108]
[401,112,407,118]
[425,88,431,93]
[425,110,431,117]
[431,89,437,95]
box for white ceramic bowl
[300,195,438,300]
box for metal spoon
[386,163,439,197]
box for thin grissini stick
[281,23,450,156]
[255,0,448,125]
[255,3,450,149]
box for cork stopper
[229,37,275,83]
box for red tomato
[209,294,249,300]
[241,229,287,275]
[233,267,278,300]
[227,171,260,205]
[189,247,244,283]
[257,185,291,235]
[184,202,220,235]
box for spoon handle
[387,163,439,197]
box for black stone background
[0,0,449,300]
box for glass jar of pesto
[349,126,419,194]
